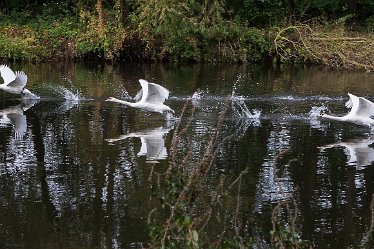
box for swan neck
[322,114,345,121]
[109,98,134,107]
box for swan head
[105,97,117,102]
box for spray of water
[309,105,330,119]
[231,84,261,119]
[232,98,261,118]
[55,86,83,101]
[190,89,203,100]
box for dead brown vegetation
[274,23,374,71]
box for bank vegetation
[1,0,374,70]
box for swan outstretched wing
[8,71,27,88]
[346,93,360,113]
[139,79,170,104]
[346,93,374,117]
[357,97,374,117]
[0,65,16,85]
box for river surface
[0,62,374,248]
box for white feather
[0,65,38,98]
[106,79,174,115]
[321,93,374,127]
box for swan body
[0,65,38,99]
[321,93,374,127]
[106,79,174,114]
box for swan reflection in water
[107,125,173,163]
[319,137,374,168]
[0,100,38,139]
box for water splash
[188,89,205,106]
[121,90,134,100]
[309,105,330,119]
[309,105,330,131]
[190,89,203,100]
[231,91,261,119]
[164,112,180,122]
[55,86,83,101]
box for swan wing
[138,79,150,103]
[356,97,374,117]
[345,93,374,117]
[346,93,360,114]
[8,71,27,88]
[146,83,170,103]
[0,65,16,85]
[139,79,170,104]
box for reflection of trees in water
[1,96,374,247]
[255,124,294,205]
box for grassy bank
[0,2,268,63]
[1,1,374,70]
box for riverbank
[0,2,269,63]
[1,2,373,71]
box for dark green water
[0,62,374,248]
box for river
[0,62,373,248]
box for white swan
[321,93,374,127]
[0,65,38,99]
[0,100,38,139]
[106,79,174,114]
[106,126,173,163]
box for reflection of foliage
[147,98,253,248]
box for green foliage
[0,0,373,63]
[241,0,285,26]
[271,226,310,249]
[270,200,311,249]
[132,0,270,62]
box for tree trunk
[96,0,105,38]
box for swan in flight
[106,79,174,115]
[106,126,173,163]
[0,65,39,99]
[0,100,38,139]
[321,93,374,127]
